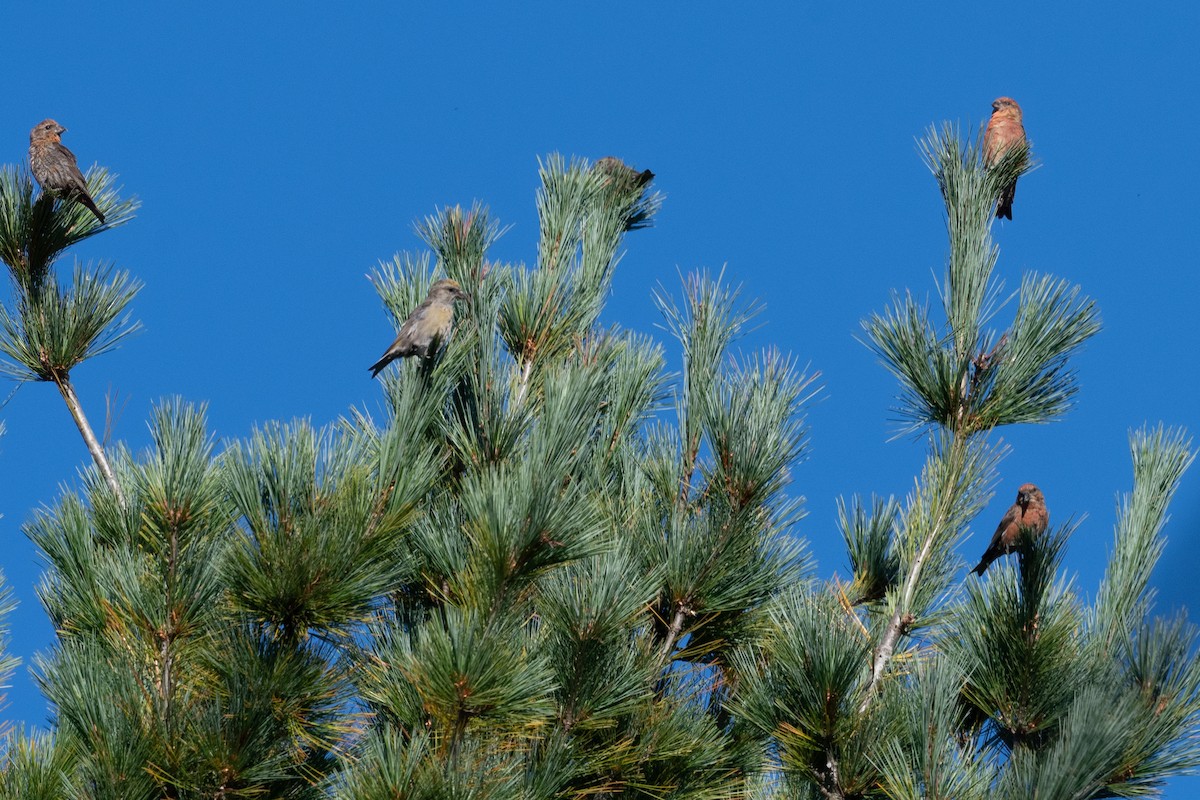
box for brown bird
[369,279,470,377]
[971,483,1049,576]
[593,156,654,189]
[29,119,105,223]
[983,97,1026,220]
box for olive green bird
[369,279,470,377]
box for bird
[593,156,654,190]
[28,119,105,223]
[369,279,470,378]
[970,483,1048,576]
[983,97,1026,220]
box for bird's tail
[970,559,988,577]
[634,169,655,188]
[995,184,1015,220]
[368,355,393,378]
[78,194,105,224]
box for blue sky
[3,2,1199,791]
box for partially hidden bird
[28,119,105,223]
[970,483,1048,576]
[593,156,654,189]
[369,279,470,378]
[983,97,1026,220]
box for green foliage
[866,127,1096,438]
[874,658,993,800]
[840,495,902,606]
[27,401,345,797]
[538,550,661,731]
[333,728,595,800]
[4,142,1198,800]
[0,167,137,290]
[733,592,878,793]
[887,433,1004,629]
[224,418,437,638]
[0,157,139,501]
[947,524,1087,745]
[0,730,75,800]
[0,260,142,381]
[332,159,811,798]
[1096,426,1196,647]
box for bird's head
[991,97,1022,119]
[1016,483,1042,506]
[594,156,622,172]
[429,278,471,304]
[31,119,66,141]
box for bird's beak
[58,126,67,134]
[459,291,472,302]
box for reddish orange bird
[970,483,1048,576]
[983,97,1026,220]
[29,119,105,223]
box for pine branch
[862,440,965,707]
[0,166,138,284]
[0,254,140,512]
[414,202,508,288]
[839,495,901,606]
[1095,425,1194,649]
[0,729,76,800]
[948,522,1085,748]
[730,592,875,797]
[862,432,999,707]
[654,270,763,507]
[656,605,689,670]
[877,657,996,800]
[860,123,1065,709]
[514,357,533,406]
[51,372,124,505]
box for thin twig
[657,605,688,672]
[160,523,177,728]
[677,431,701,508]
[817,752,846,800]
[514,358,534,406]
[52,373,126,507]
[103,382,129,449]
[860,436,966,711]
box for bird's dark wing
[394,296,439,344]
[368,297,451,377]
[46,143,90,194]
[393,296,451,355]
[996,182,1016,220]
[987,504,1021,550]
[971,503,1022,575]
[56,142,79,165]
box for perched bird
[593,156,654,189]
[28,119,105,223]
[971,483,1049,576]
[593,157,656,231]
[983,97,1026,220]
[369,279,470,377]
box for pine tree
[0,166,138,504]
[0,124,1197,800]
[730,126,1200,800]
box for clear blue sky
[3,3,1198,792]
